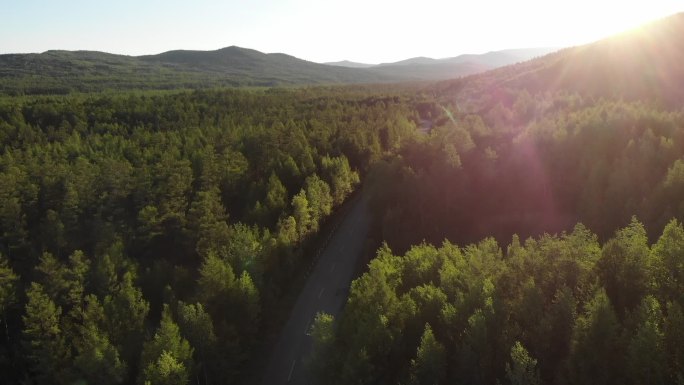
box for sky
[2,0,682,64]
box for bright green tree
[196,251,235,313]
[506,341,540,385]
[409,323,446,385]
[650,219,684,305]
[321,155,360,205]
[143,350,189,385]
[140,304,193,385]
[177,301,216,385]
[304,174,333,232]
[292,190,311,240]
[597,217,651,317]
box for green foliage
[73,295,127,385]
[176,301,217,384]
[598,217,651,317]
[143,350,189,385]
[506,341,540,385]
[321,219,684,385]
[4,45,684,384]
[0,252,18,316]
[308,312,336,379]
[627,296,666,385]
[140,305,193,385]
[304,174,333,232]
[196,251,235,312]
[409,324,446,385]
[570,290,623,385]
[103,271,150,365]
[186,188,231,258]
[651,219,684,304]
[292,190,312,240]
[321,155,360,205]
[22,282,70,385]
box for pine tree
[22,282,71,385]
[506,341,540,385]
[627,296,665,385]
[650,219,684,305]
[196,251,235,313]
[265,172,287,216]
[140,304,193,385]
[570,289,623,385]
[73,295,127,385]
[409,323,446,385]
[304,174,333,232]
[597,217,650,317]
[177,301,216,384]
[308,312,336,379]
[143,350,189,385]
[0,253,18,342]
[292,190,311,240]
[104,271,149,366]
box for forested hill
[0,47,396,95]
[369,12,684,253]
[443,12,684,108]
[0,46,555,95]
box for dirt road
[260,193,370,385]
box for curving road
[260,192,370,385]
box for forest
[0,87,418,384]
[2,14,684,385]
[307,16,684,384]
[312,219,684,385]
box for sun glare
[556,2,682,45]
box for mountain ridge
[0,44,559,95]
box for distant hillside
[441,48,557,67]
[0,44,558,95]
[445,13,684,107]
[324,60,375,68]
[0,46,400,95]
[328,48,558,81]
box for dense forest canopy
[312,219,684,384]
[0,87,419,384]
[2,12,684,385]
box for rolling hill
[325,48,557,81]
[0,46,400,95]
[0,45,558,95]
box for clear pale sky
[2,0,682,64]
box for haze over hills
[327,48,557,68]
[445,12,684,107]
[323,60,375,68]
[0,45,558,95]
